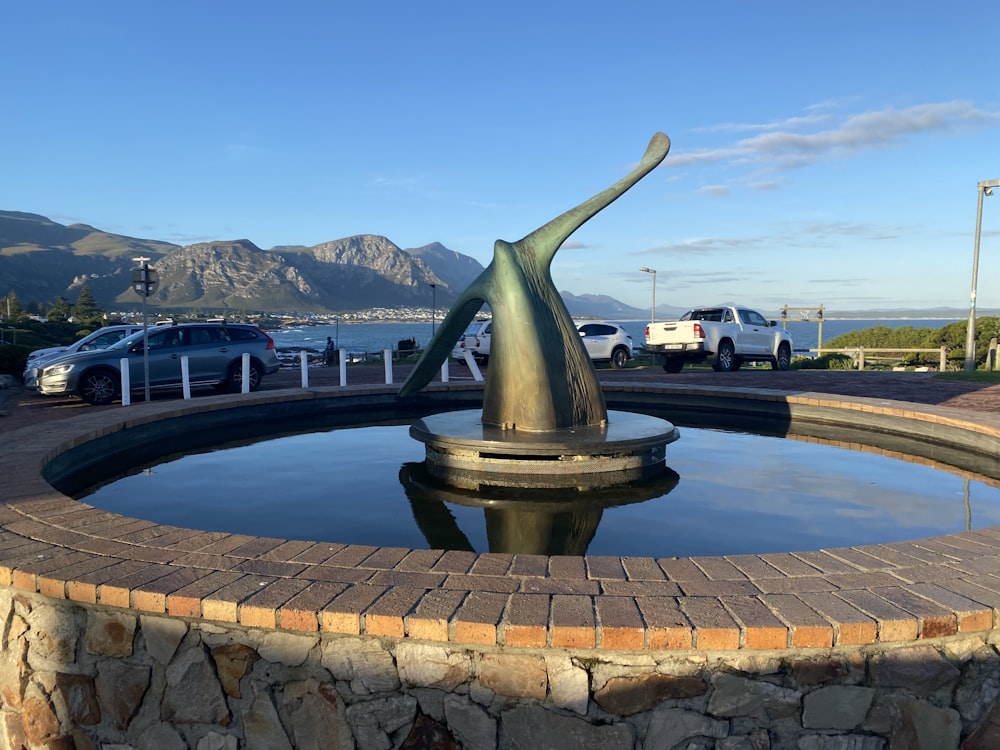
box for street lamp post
[640,267,657,324]
[429,283,437,338]
[964,179,999,371]
[131,257,159,401]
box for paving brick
[359,546,410,570]
[406,589,468,641]
[469,553,513,577]
[237,579,311,628]
[753,577,838,595]
[798,592,877,645]
[595,596,645,650]
[791,551,865,574]
[549,556,587,579]
[869,585,958,638]
[585,556,627,580]
[691,556,748,581]
[98,564,176,609]
[324,544,380,567]
[510,554,549,578]
[759,594,833,648]
[721,596,788,650]
[236,559,310,578]
[521,577,600,595]
[320,584,388,634]
[289,543,347,565]
[902,582,994,632]
[396,548,445,572]
[759,553,823,577]
[825,571,907,590]
[167,571,245,617]
[454,591,508,645]
[834,590,918,642]
[364,586,425,637]
[367,570,447,589]
[442,574,520,594]
[658,558,709,582]
[432,550,478,574]
[823,547,893,571]
[551,595,596,649]
[635,597,692,650]
[678,579,763,597]
[678,597,740,651]
[260,540,321,562]
[502,593,550,647]
[621,556,667,581]
[600,580,683,598]
[725,555,787,580]
[202,576,277,623]
[279,582,348,632]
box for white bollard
[300,350,309,388]
[463,351,484,381]
[241,351,251,393]
[181,356,191,399]
[441,359,449,383]
[120,358,131,406]
[339,349,347,386]
[384,349,393,384]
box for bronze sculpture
[399,132,671,433]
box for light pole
[131,257,159,401]
[964,179,999,371]
[429,283,437,337]
[640,267,656,324]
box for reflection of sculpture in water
[399,463,680,556]
[399,133,671,432]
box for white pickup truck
[644,305,793,373]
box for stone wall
[5,589,1000,750]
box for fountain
[401,132,679,489]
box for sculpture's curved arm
[520,133,670,268]
[398,275,491,397]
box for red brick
[678,598,739,651]
[551,595,596,649]
[454,591,508,646]
[635,597,692,650]
[595,597,645,650]
[502,594,549,648]
[722,596,788,650]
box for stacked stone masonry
[1,383,1000,748]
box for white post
[181,356,191,400]
[939,346,947,373]
[384,348,393,384]
[339,350,347,386]
[120,359,131,406]
[463,351,484,382]
[241,352,251,393]
[441,359,449,383]
[299,350,309,387]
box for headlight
[43,363,76,376]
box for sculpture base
[409,410,680,490]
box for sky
[3,2,999,315]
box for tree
[2,291,24,321]
[71,285,103,325]
[47,297,71,322]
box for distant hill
[0,210,645,318]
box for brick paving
[1,364,1000,651]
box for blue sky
[3,2,999,314]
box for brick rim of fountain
[2,381,1000,653]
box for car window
[723,309,734,323]
[148,329,185,349]
[740,310,767,326]
[225,326,259,342]
[190,326,221,345]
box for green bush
[0,345,31,380]
[791,353,855,370]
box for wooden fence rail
[813,346,948,371]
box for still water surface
[79,423,1000,558]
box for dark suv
[36,322,280,405]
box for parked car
[35,322,280,405]
[23,324,145,388]
[451,320,633,368]
[451,320,493,364]
[576,322,633,368]
[645,305,793,373]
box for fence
[813,346,948,371]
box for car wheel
[712,341,737,372]
[80,369,119,405]
[772,342,791,371]
[228,361,263,392]
[731,356,743,371]
[662,357,684,373]
[610,347,629,369]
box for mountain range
[0,211,653,319]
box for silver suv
[24,324,145,388]
[36,322,280,405]
[576,322,633,368]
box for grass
[934,370,1000,383]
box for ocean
[265,317,963,356]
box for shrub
[0,345,31,380]
[791,353,854,370]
